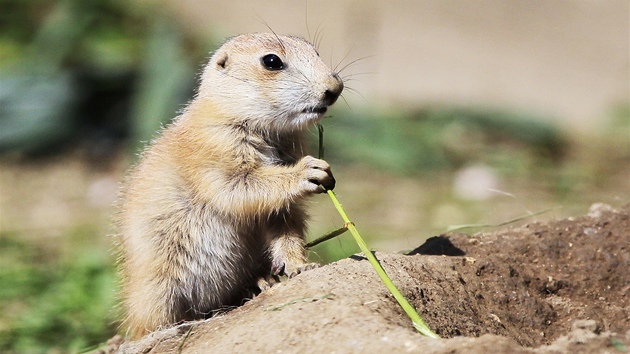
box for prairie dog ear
[215,52,228,69]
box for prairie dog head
[198,33,344,131]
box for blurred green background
[0,0,628,352]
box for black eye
[261,54,284,71]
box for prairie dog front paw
[297,155,335,193]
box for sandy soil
[102,202,629,353]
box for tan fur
[116,33,343,338]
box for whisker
[341,77,368,85]
[333,43,356,73]
[305,3,311,43]
[337,55,374,75]
[340,71,376,80]
[254,14,287,54]
[343,86,369,104]
[339,93,352,109]
[314,23,325,51]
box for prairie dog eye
[261,54,284,71]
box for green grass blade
[446,208,555,232]
[317,123,439,338]
[325,189,439,338]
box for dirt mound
[109,203,629,353]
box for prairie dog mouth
[302,106,328,115]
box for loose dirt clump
[108,203,629,353]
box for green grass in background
[0,231,117,353]
[322,105,565,175]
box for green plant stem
[316,123,438,338]
[325,189,440,339]
[305,225,348,248]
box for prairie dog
[117,33,343,338]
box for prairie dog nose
[323,73,344,106]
